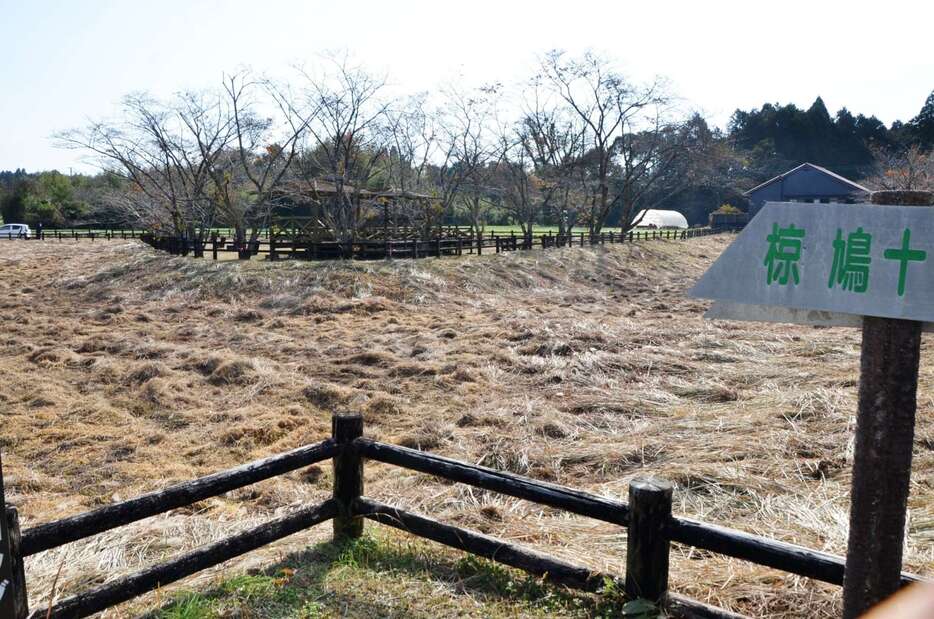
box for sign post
[841,190,932,618]
[689,190,934,617]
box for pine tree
[910,90,934,150]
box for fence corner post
[625,477,673,605]
[6,506,28,618]
[332,413,364,541]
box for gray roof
[743,162,870,197]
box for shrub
[713,203,744,214]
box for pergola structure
[271,179,436,241]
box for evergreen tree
[910,90,934,149]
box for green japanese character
[764,223,805,285]
[883,228,926,296]
[828,227,871,293]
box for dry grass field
[1,236,932,617]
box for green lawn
[148,530,653,619]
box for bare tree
[492,121,540,242]
[517,83,588,237]
[539,50,678,233]
[431,86,499,238]
[867,144,934,191]
[383,94,443,238]
[213,72,312,249]
[58,92,231,238]
[613,111,703,229]
[293,56,391,243]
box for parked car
[0,223,31,238]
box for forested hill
[729,92,934,182]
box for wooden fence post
[626,478,673,605]
[6,506,28,618]
[1,452,26,619]
[842,190,934,618]
[332,413,364,540]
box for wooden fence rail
[0,229,145,242]
[20,440,338,557]
[6,413,926,618]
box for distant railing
[0,228,145,242]
[135,227,736,261]
[3,413,925,618]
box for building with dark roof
[744,162,870,218]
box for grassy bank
[1,236,931,616]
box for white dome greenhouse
[634,209,689,229]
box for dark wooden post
[625,477,673,604]
[269,237,278,261]
[332,413,364,540]
[842,189,934,618]
[6,506,27,618]
[477,233,482,256]
[0,454,25,618]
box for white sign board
[690,201,934,324]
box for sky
[1,0,932,173]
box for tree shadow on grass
[149,528,636,618]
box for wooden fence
[0,229,145,242]
[1,227,736,264]
[3,413,925,618]
[138,227,734,261]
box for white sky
[1,0,932,173]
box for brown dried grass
[0,237,932,617]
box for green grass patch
[150,529,656,618]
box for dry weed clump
[303,382,357,409]
[207,359,257,386]
[0,237,932,617]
